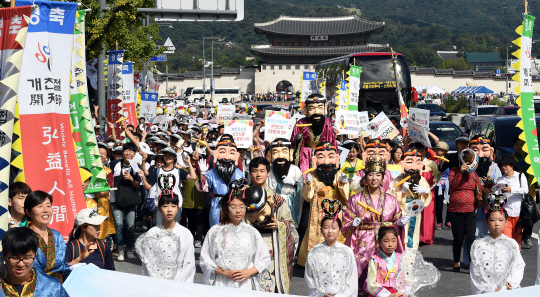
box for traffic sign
[496,69,501,74]
[151,55,167,62]
[163,37,175,54]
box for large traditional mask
[313,142,339,187]
[269,138,293,181]
[213,138,239,184]
[469,136,493,163]
[362,140,390,163]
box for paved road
[115,205,540,296]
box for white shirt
[495,172,528,217]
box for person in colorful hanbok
[196,138,244,227]
[342,154,405,294]
[304,199,358,297]
[351,140,393,194]
[470,194,524,294]
[24,191,91,283]
[297,141,349,266]
[290,93,337,173]
[199,179,271,290]
[136,194,196,282]
[340,140,364,181]
[1,227,69,297]
[366,227,407,297]
[266,138,303,225]
[246,157,299,293]
[388,149,432,250]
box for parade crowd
[3,94,540,297]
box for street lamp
[203,37,220,99]
[211,39,226,99]
[506,44,513,96]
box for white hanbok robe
[470,234,525,294]
[304,242,358,297]
[138,223,196,283]
[200,221,271,290]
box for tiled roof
[436,69,454,75]
[250,44,389,56]
[253,15,385,36]
[466,52,505,63]
[437,51,458,61]
[416,67,436,74]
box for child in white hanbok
[304,199,358,297]
[135,194,196,282]
[470,194,525,294]
[199,178,271,290]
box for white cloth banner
[264,110,290,142]
[217,104,234,122]
[336,110,362,135]
[140,92,158,121]
[301,71,316,103]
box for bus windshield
[316,53,412,114]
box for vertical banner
[121,62,137,126]
[348,65,361,111]
[69,10,109,194]
[336,79,348,110]
[0,6,31,240]
[140,92,158,120]
[224,120,253,149]
[16,0,86,240]
[300,71,316,108]
[391,51,408,118]
[513,14,540,184]
[264,110,290,142]
[107,50,124,139]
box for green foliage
[443,96,469,113]
[440,59,471,71]
[82,0,163,70]
[490,97,507,107]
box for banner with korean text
[121,62,137,126]
[365,113,400,140]
[217,104,234,122]
[0,5,31,240]
[408,119,432,148]
[16,0,86,240]
[300,71,316,108]
[107,50,124,139]
[348,65,361,111]
[264,110,290,142]
[69,10,109,194]
[224,120,253,149]
[140,92,158,121]
[336,79,348,110]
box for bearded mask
[402,149,423,186]
[270,139,293,181]
[469,137,493,177]
[213,139,239,183]
[304,94,327,136]
[314,142,339,188]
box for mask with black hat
[269,138,293,181]
[304,93,327,135]
[214,138,239,184]
[314,141,339,188]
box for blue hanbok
[0,268,69,297]
[203,167,244,227]
[32,228,71,283]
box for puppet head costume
[469,136,494,178]
[362,139,391,164]
[269,138,293,181]
[314,141,339,188]
[304,93,327,136]
[402,148,423,187]
[214,138,239,184]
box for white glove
[401,182,411,193]
[70,263,87,271]
[198,159,208,175]
[306,173,313,183]
[282,176,296,186]
[397,216,410,227]
[352,217,362,227]
[412,184,430,194]
[339,172,349,183]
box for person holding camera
[494,154,529,249]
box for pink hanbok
[290,117,337,172]
[341,191,403,293]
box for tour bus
[315,52,412,117]
[186,87,241,105]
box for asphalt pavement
[115,204,540,296]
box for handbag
[517,173,540,228]
[472,172,486,209]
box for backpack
[70,239,107,267]
[517,173,540,228]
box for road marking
[532,233,538,240]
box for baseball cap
[455,134,470,143]
[75,208,108,227]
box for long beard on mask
[272,158,291,181]
[476,157,492,178]
[308,113,325,135]
[403,169,421,187]
[216,158,237,184]
[316,163,338,188]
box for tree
[440,59,472,71]
[82,0,163,70]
